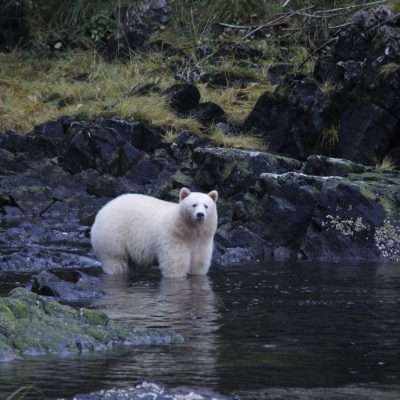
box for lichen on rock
[374,218,400,262]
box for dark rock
[0,0,29,50]
[102,0,170,59]
[201,70,255,88]
[193,147,302,195]
[336,103,398,165]
[0,288,183,361]
[164,84,201,112]
[30,270,104,304]
[190,102,225,125]
[61,119,154,175]
[268,63,294,84]
[258,170,400,263]
[302,155,368,177]
[214,225,267,266]
[245,77,330,160]
[86,175,122,197]
[169,131,210,161]
[214,42,263,62]
[70,382,235,400]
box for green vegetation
[320,124,340,149]
[0,0,392,150]
[377,156,398,171]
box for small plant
[387,0,400,13]
[379,62,400,79]
[376,156,398,171]
[320,124,340,149]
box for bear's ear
[208,190,218,203]
[179,187,191,202]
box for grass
[320,124,340,149]
[209,126,267,150]
[379,62,400,79]
[0,50,203,133]
[0,49,272,152]
[376,156,398,171]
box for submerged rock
[67,382,236,400]
[0,288,183,362]
[30,270,104,304]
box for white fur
[90,189,218,278]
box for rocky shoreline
[0,116,399,274]
[1,6,400,272]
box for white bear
[90,188,218,278]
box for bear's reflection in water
[95,274,221,383]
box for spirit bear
[91,188,218,278]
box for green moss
[171,171,194,187]
[8,301,31,319]
[0,289,182,360]
[80,309,109,326]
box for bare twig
[314,0,386,15]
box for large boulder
[245,76,331,160]
[193,147,302,196]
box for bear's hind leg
[102,258,129,274]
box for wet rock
[190,102,226,125]
[302,155,368,177]
[214,226,268,266]
[68,382,235,400]
[164,84,201,112]
[193,147,302,195]
[258,170,400,263]
[30,270,104,304]
[0,288,183,362]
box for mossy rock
[0,288,183,362]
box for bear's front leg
[189,241,213,275]
[102,258,129,274]
[158,245,191,278]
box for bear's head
[179,187,218,225]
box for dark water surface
[0,262,400,399]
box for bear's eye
[204,204,209,209]
[192,204,197,208]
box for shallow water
[0,262,400,399]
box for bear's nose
[196,212,205,220]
